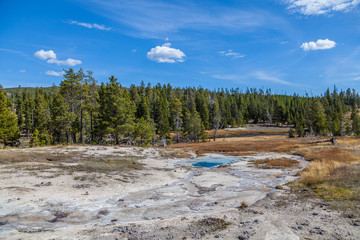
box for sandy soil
[0,146,359,239]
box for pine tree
[50,93,75,143]
[0,89,20,145]
[15,87,24,132]
[170,98,182,143]
[157,93,170,139]
[310,100,328,135]
[209,96,221,141]
[97,76,136,144]
[352,112,360,136]
[195,91,209,129]
[136,95,150,120]
[133,118,155,146]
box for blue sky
[1,0,360,94]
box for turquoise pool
[192,157,237,168]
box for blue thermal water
[192,157,237,168]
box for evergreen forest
[1,68,360,146]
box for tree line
[1,68,360,146]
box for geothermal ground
[0,136,359,239]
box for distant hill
[5,86,57,96]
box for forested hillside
[1,68,360,146]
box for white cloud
[34,50,82,66]
[219,50,245,59]
[45,70,65,77]
[85,0,287,38]
[19,69,26,73]
[253,72,293,85]
[212,74,239,80]
[285,0,360,15]
[301,39,336,51]
[34,50,56,60]
[68,20,111,31]
[47,58,82,67]
[147,43,185,63]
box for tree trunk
[90,111,93,142]
[80,107,83,143]
[72,132,76,143]
[115,133,119,145]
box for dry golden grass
[250,158,300,169]
[207,128,289,139]
[297,147,360,164]
[300,162,360,200]
[221,152,257,156]
[171,136,304,155]
[292,139,360,203]
[159,149,193,159]
[300,161,343,185]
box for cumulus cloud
[34,50,56,60]
[301,39,336,51]
[147,43,185,63]
[218,50,245,59]
[68,20,111,31]
[285,0,360,15]
[45,70,65,77]
[34,49,82,66]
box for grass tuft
[250,158,300,169]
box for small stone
[310,227,326,235]
[238,231,250,240]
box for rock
[353,221,360,226]
[238,231,250,240]
[296,220,309,226]
[214,234,220,238]
[312,212,318,216]
[310,227,326,235]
